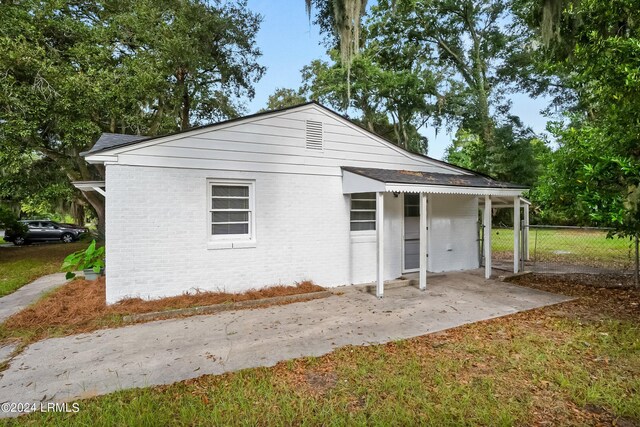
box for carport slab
[0,271,571,415]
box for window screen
[210,184,251,236]
[350,192,376,231]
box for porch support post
[376,191,385,298]
[523,202,530,260]
[419,192,428,290]
[513,196,521,273]
[484,195,492,279]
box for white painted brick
[105,166,480,303]
[106,165,361,302]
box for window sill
[207,240,257,250]
[350,232,376,243]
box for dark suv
[4,220,88,246]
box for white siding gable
[96,104,467,177]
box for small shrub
[0,207,27,237]
[61,240,105,279]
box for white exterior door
[403,193,420,272]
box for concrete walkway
[0,270,571,414]
[0,273,69,365]
[0,273,68,323]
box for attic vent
[305,120,323,150]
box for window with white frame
[208,181,254,239]
[350,192,376,231]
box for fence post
[635,234,639,287]
[478,221,484,267]
[523,203,530,260]
[533,228,538,267]
[521,220,526,272]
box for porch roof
[342,167,527,196]
[72,181,106,196]
[479,195,531,208]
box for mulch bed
[2,277,325,340]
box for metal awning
[342,167,527,197]
[72,181,106,197]
[479,196,531,208]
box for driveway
[0,270,571,414]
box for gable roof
[82,101,488,178]
[342,167,527,189]
[83,102,320,156]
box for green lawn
[492,228,633,268]
[5,276,638,426]
[0,243,87,297]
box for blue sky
[245,0,552,160]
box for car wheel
[13,236,25,246]
[61,233,74,243]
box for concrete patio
[0,269,571,417]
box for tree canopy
[260,88,307,112]
[513,0,640,235]
[0,0,264,233]
[2,0,638,237]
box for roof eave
[342,169,527,196]
[383,183,526,197]
[84,153,118,164]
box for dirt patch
[305,371,339,395]
[2,277,325,341]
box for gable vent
[305,120,323,150]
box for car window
[42,222,55,229]
[27,222,39,229]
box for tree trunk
[476,84,492,145]
[67,152,106,239]
[83,190,105,240]
[72,200,85,226]
[181,91,190,131]
[177,68,190,131]
[472,39,493,147]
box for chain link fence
[485,225,638,275]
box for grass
[0,242,87,297]
[492,228,633,268]
[0,278,325,345]
[4,274,638,426]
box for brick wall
[105,165,480,303]
[106,165,378,302]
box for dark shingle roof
[342,167,527,189]
[82,133,148,155]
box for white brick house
[80,102,528,303]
